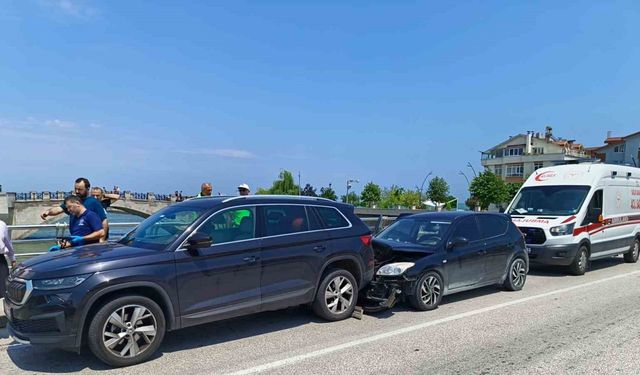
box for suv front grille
[7,280,26,304]
[11,318,60,333]
[519,227,546,245]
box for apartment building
[481,126,591,183]
[592,131,640,167]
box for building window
[503,147,524,157]
[532,147,544,155]
[614,144,626,153]
[506,164,524,177]
[534,162,544,170]
[494,166,503,176]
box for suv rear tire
[312,269,358,321]
[87,295,166,367]
[623,238,640,263]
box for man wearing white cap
[238,183,250,196]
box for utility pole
[298,171,301,196]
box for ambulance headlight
[550,223,575,236]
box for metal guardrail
[6,216,397,259]
[7,222,141,258]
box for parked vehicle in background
[3,195,374,367]
[506,163,640,275]
[364,212,527,312]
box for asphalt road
[1,257,639,374]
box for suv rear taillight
[360,235,372,247]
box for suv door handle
[243,256,258,263]
[313,245,326,252]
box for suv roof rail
[222,195,337,203]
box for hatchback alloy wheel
[510,258,527,289]
[419,275,441,306]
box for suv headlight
[377,262,415,276]
[33,274,93,290]
[550,223,575,236]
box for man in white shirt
[0,219,16,268]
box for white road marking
[226,270,640,375]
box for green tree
[469,171,509,210]
[426,177,450,206]
[506,182,522,202]
[259,170,300,195]
[465,196,479,211]
[444,195,458,210]
[360,182,382,207]
[301,183,317,197]
[400,189,421,209]
[341,192,361,206]
[319,184,338,201]
[379,185,404,209]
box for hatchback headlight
[33,274,93,290]
[377,262,415,276]
[550,223,575,236]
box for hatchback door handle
[477,250,487,255]
[313,245,326,252]
[243,256,258,263]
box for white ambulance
[505,163,640,275]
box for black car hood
[372,238,438,263]
[13,242,169,280]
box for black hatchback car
[4,196,374,367]
[364,212,528,312]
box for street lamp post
[346,179,359,204]
[459,170,470,186]
[467,162,477,178]
[419,171,433,209]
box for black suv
[3,196,374,367]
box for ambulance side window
[582,190,603,226]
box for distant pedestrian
[41,177,109,242]
[0,219,16,269]
[238,183,251,196]
[49,195,104,251]
[197,182,213,197]
[91,187,120,210]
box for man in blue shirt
[49,195,104,251]
[40,177,109,241]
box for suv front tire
[87,295,166,367]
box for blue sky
[1,1,639,199]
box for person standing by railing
[0,219,16,268]
[40,177,109,242]
[49,195,105,251]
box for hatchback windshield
[508,185,590,216]
[376,218,451,246]
[119,205,209,250]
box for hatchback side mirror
[447,236,469,250]
[186,232,212,254]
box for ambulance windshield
[508,185,591,216]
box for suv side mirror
[186,232,212,254]
[447,236,469,250]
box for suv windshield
[119,205,209,250]
[376,218,451,246]
[508,185,590,216]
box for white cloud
[44,119,76,129]
[40,0,98,18]
[176,148,256,159]
[89,123,102,129]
